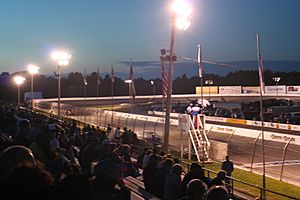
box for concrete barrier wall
[209,140,228,161]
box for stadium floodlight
[52,50,71,117]
[14,75,25,107]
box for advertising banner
[218,86,242,94]
[286,86,300,94]
[195,86,218,95]
[265,85,286,94]
[242,86,260,94]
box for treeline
[0,70,300,102]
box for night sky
[0,0,299,75]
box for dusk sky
[0,0,300,76]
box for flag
[256,34,265,93]
[83,69,87,86]
[97,67,100,86]
[161,57,168,98]
[197,45,203,78]
[129,60,136,99]
[111,64,115,83]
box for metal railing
[181,161,299,200]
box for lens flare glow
[28,64,39,75]
[14,76,25,85]
[176,17,191,30]
[52,51,72,66]
[172,0,192,17]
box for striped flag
[256,34,265,93]
[97,67,100,86]
[129,60,136,99]
[83,69,87,86]
[161,58,168,98]
[111,64,115,83]
[197,45,203,78]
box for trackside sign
[178,114,190,132]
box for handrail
[181,160,299,200]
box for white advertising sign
[265,85,286,94]
[218,86,242,94]
[286,86,300,94]
[242,86,260,94]
[178,114,191,132]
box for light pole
[14,75,25,107]
[125,79,134,118]
[28,64,39,110]
[150,80,155,101]
[273,77,281,96]
[125,79,132,103]
[52,51,71,117]
[205,80,213,100]
[164,0,192,153]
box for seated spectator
[154,158,174,198]
[0,145,36,183]
[30,117,43,142]
[91,153,130,200]
[30,126,65,185]
[164,163,183,200]
[206,185,229,200]
[185,179,207,200]
[182,163,209,195]
[209,170,226,188]
[14,119,32,148]
[0,163,53,200]
[143,154,160,193]
[79,132,99,175]
[53,172,92,200]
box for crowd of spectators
[139,153,231,200]
[0,103,232,200]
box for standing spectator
[106,124,113,141]
[114,127,121,140]
[142,149,152,169]
[136,147,148,169]
[121,127,131,144]
[164,163,183,200]
[221,155,234,184]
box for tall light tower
[164,0,192,153]
[52,51,71,117]
[14,75,25,107]
[28,64,39,110]
[273,76,281,96]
